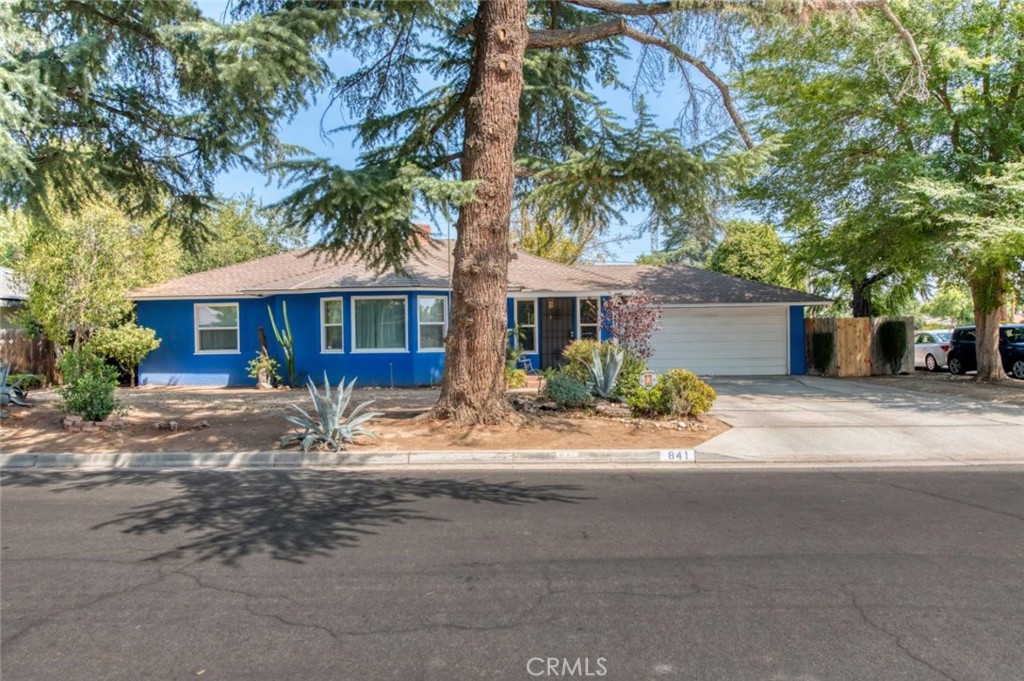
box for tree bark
[970,266,1007,382]
[433,0,529,425]
[850,278,875,318]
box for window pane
[199,328,238,351]
[420,325,445,349]
[580,298,599,325]
[521,328,536,353]
[580,326,598,341]
[198,305,237,328]
[324,325,343,351]
[516,300,535,326]
[323,299,342,325]
[355,299,406,349]
[418,297,445,323]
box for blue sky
[201,2,726,263]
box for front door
[541,297,575,369]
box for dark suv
[947,324,1024,378]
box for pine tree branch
[526,21,752,148]
[621,25,753,148]
[562,0,889,16]
[527,18,629,49]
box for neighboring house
[131,239,828,387]
[0,267,28,331]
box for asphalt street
[1,467,1022,680]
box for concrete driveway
[700,376,1024,464]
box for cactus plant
[268,301,298,386]
[281,374,382,452]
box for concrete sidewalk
[700,376,1024,464]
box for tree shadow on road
[1,470,589,565]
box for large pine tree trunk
[433,0,528,424]
[970,265,1007,382]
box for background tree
[705,221,797,288]
[179,197,305,275]
[14,201,178,352]
[737,0,1023,378]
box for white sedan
[914,330,952,372]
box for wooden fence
[805,316,914,377]
[0,329,55,380]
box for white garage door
[647,306,789,375]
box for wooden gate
[805,317,872,377]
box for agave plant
[586,345,624,400]
[1,360,33,411]
[282,374,382,452]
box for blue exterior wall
[139,290,451,388]
[789,306,807,375]
[139,294,809,386]
[137,298,266,386]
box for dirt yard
[0,386,726,454]
[855,370,1024,406]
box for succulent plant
[1,360,33,411]
[586,345,624,399]
[281,374,382,452]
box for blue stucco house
[131,239,827,387]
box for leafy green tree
[15,201,179,352]
[88,323,161,387]
[737,0,1023,379]
[919,284,974,326]
[705,221,796,288]
[180,197,305,275]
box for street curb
[0,449,725,470]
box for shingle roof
[0,267,27,301]
[130,238,828,305]
[131,241,623,299]
[577,264,831,306]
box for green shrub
[504,366,527,388]
[811,332,835,375]
[561,339,602,383]
[877,320,908,374]
[662,369,716,415]
[8,373,44,390]
[88,323,160,386]
[626,369,716,417]
[613,349,646,399]
[57,349,122,422]
[543,372,592,409]
[247,352,282,386]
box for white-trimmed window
[417,296,447,352]
[321,298,344,352]
[579,297,600,340]
[195,303,239,353]
[353,297,407,352]
[515,299,537,353]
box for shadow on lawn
[1,470,589,565]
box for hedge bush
[877,320,908,374]
[811,332,835,375]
